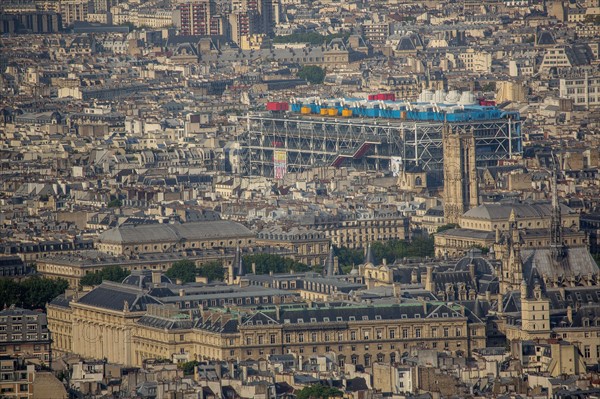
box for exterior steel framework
[239,113,522,179]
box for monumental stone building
[47,271,486,368]
[95,220,255,256]
[434,202,581,258]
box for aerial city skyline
[1,0,600,398]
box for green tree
[370,237,434,264]
[298,65,326,84]
[334,246,363,267]
[165,260,197,283]
[198,260,224,282]
[107,198,122,208]
[0,277,68,310]
[341,264,354,274]
[273,31,349,45]
[242,254,311,275]
[80,265,130,286]
[296,384,343,399]
[178,360,199,375]
[481,82,496,92]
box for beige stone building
[96,220,255,256]
[47,279,486,367]
[434,202,581,258]
[255,226,330,266]
[308,212,408,250]
[36,249,244,288]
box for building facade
[48,290,486,368]
[559,73,600,108]
[0,307,51,363]
[95,220,255,256]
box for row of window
[0,344,48,351]
[237,341,461,364]
[243,326,465,345]
[0,324,39,331]
[0,334,47,341]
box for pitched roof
[97,220,254,245]
[76,282,162,312]
[462,203,573,221]
[520,246,599,282]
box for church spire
[364,242,375,265]
[234,246,245,277]
[324,244,335,277]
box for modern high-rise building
[58,0,89,27]
[442,124,479,225]
[230,0,273,38]
[228,11,250,44]
[174,0,222,36]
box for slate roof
[97,220,254,244]
[136,314,195,330]
[460,299,492,323]
[545,286,600,310]
[346,377,369,392]
[536,31,556,46]
[520,246,599,282]
[195,317,239,334]
[271,302,463,324]
[122,270,173,289]
[454,249,497,276]
[397,36,416,51]
[76,282,162,312]
[432,270,476,292]
[49,294,71,309]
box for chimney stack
[151,270,162,285]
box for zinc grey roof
[436,228,495,240]
[462,203,573,221]
[97,220,254,245]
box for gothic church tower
[442,124,479,225]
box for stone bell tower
[442,123,479,225]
